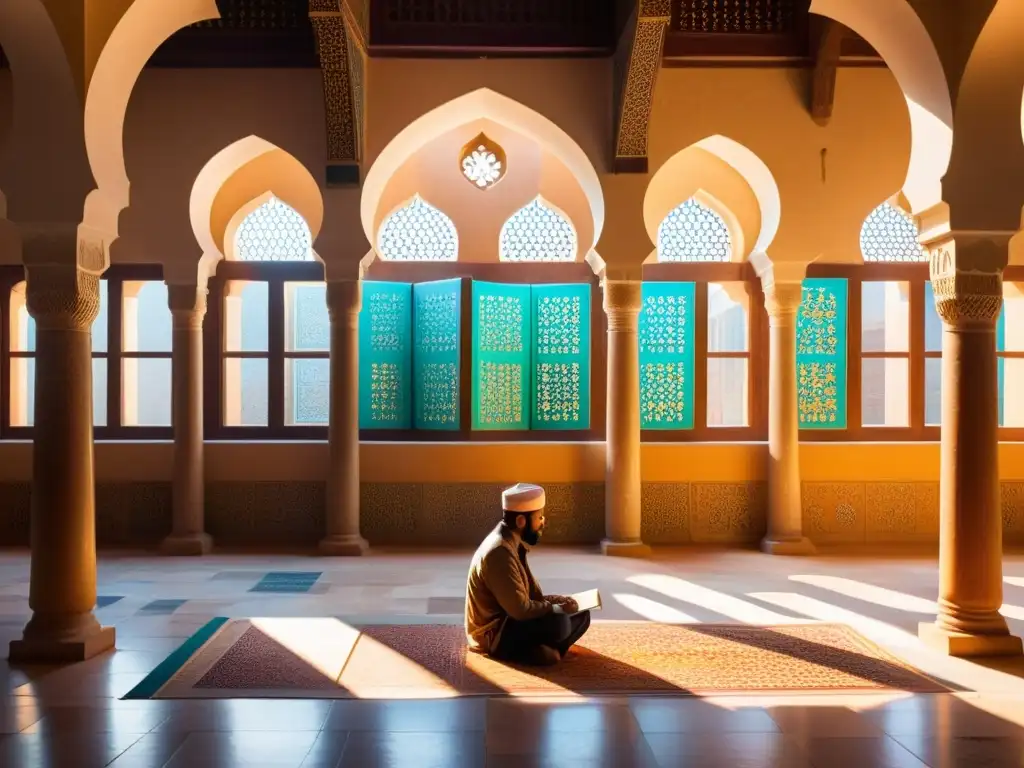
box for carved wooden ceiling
[133,0,879,66]
[0,1,884,180]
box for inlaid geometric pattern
[234,197,313,262]
[369,362,401,423]
[359,282,412,429]
[377,196,458,261]
[641,482,691,544]
[674,0,799,32]
[860,202,927,263]
[639,282,695,429]
[499,198,577,262]
[796,278,848,429]
[531,284,590,429]
[691,482,766,543]
[472,282,530,430]
[477,294,525,353]
[413,279,461,430]
[477,363,524,426]
[657,198,732,262]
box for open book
[565,588,602,615]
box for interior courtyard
[3,0,1024,765]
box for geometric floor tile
[138,599,188,615]
[249,571,322,594]
[95,595,125,608]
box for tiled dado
[0,482,171,547]
[802,481,1024,544]
[803,482,939,544]
[361,482,605,545]
[641,482,767,544]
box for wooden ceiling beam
[612,0,670,174]
[808,16,846,126]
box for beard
[521,526,542,546]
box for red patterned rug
[128,618,951,699]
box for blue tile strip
[95,596,124,609]
[139,599,188,615]
[249,571,322,594]
[122,617,229,700]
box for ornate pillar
[320,280,368,555]
[602,280,650,557]
[918,234,1021,656]
[161,284,212,555]
[760,277,815,555]
[9,229,115,663]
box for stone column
[918,235,1021,657]
[320,280,368,555]
[602,280,650,558]
[760,277,815,555]
[161,284,212,555]
[9,235,115,663]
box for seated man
[465,483,591,666]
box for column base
[160,532,213,556]
[918,621,1023,658]
[600,539,652,558]
[761,536,816,556]
[319,534,369,556]
[9,625,115,664]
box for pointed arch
[377,195,458,262]
[860,201,926,262]
[809,0,953,213]
[499,197,577,263]
[83,0,221,234]
[362,88,604,255]
[657,198,732,263]
[190,136,324,280]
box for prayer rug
[124,618,951,700]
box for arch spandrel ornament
[459,132,506,191]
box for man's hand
[546,595,579,614]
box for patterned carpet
[126,619,951,700]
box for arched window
[860,202,926,262]
[234,196,313,262]
[499,198,577,262]
[377,196,459,262]
[657,198,732,263]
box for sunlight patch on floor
[611,593,700,623]
[628,574,801,624]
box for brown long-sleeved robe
[464,522,552,654]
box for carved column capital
[24,264,101,331]
[603,280,642,332]
[926,233,1009,326]
[762,282,804,321]
[168,285,208,330]
[326,280,362,325]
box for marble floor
[5,547,1024,766]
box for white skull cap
[501,483,546,513]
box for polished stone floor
[4,547,1024,766]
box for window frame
[362,260,607,442]
[803,263,1024,442]
[0,264,171,440]
[640,261,767,442]
[205,259,328,440]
